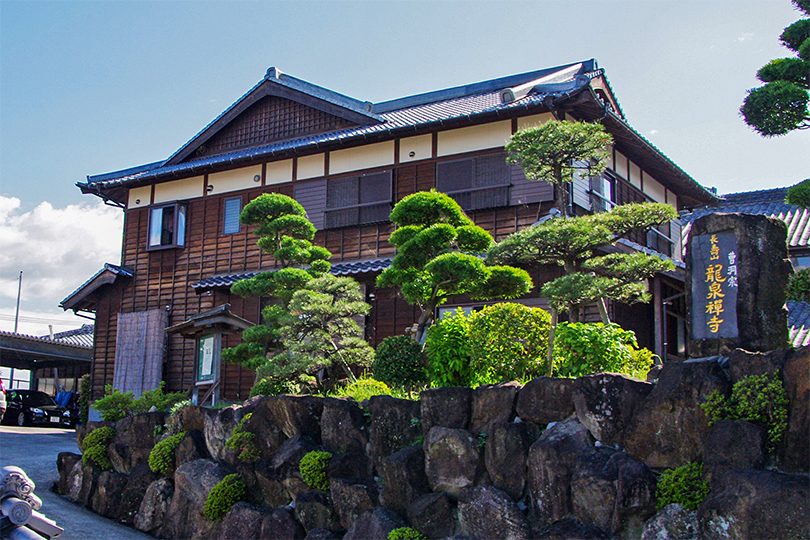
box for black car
[2,390,73,428]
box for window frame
[222,196,242,235]
[436,152,511,211]
[323,169,393,229]
[147,201,187,251]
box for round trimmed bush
[149,431,185,475]
[655,461,710,511]
[299,451,332,491]
[373,335,427,390]
[204,474,246,521]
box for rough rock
[342,507,406,540]
[623,359,729,469]
[484,421,532,501]
[470,381,521,434]
[573,373,652,446]
[698,469,809,540]
[527,417,595,525]
[134,477,174,534]
[174,403,207,432]
[535,518,612,539]
[570,447,657,536]
[379,444,430,514]
[424,427,484,498]
[210,502,265,540]
[329,477,379,530]
[56,452,82,496]
[407,492,456,540]
[327,451,373,481]
[67,461,101,507]
[254,434,319,507]
[175,429,210,468]
[457,486,530,540]
[702,419,765,486]
[782,347,810,472]
[107,412,166,475]
[303,528,341,540]
[258,395,324,443]
[321,397,368,454]
[117,463,160,525]
[516,377,576,425]
[294,490,341,534]
[420,387,472,433]
[163,459,231,540]
[641,504,699,540]
[725,347,790,384]
[367,395,422,466]
[90,470,129,519]
[260,506,307,540]
[204,405,249,465]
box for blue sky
[1,0,808,335]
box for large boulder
[570,448,657,537]
[457,486,531,540]
[294,490,341,534]
[641,504,699,540]
[175,429,210,469]
[484,421,533,501]
[204,405,249,464]
[516,377,576,425]
[623,358,729,469]
[260,507,307,540]
[698,469,809,540]
[117,463,160,526]
[782,347,810,472]
[424,427,484,498]
[108,412,166,475]
[327,451,373,481]
[90,470,129,519]
[342,507,406,540]
[573,373,653,446]
[321,397,368,454]
[367,395,422,467]
[162,459,231,540]
[725,347,791,383]
[407,492,456,540]
[254,434,319,507]
[257,395,324,443]
[329,477,379,530]
[66,461,101,507]
[379,445,430,514]
[535,518,612,539]
[420,387,472,433]
[526,417,595,525]
[134,477,174,534]
[470,381,521,434]
[210,502,306,540]
[702,419,765,486]
[56,452,82,496]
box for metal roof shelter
[0,330,92,371]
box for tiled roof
[681,186,810,249]
[0,328,92,351]
[45,324,95,348]
[190,258,393,291]
[788,300,810,347]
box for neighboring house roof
[0,329,92,370]
[79,60,717,209]
[190,258,394,292]
[788,300,810,347]
[681,186,810,250]
[42,324,95,348]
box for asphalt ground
[0,425,151,540]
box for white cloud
[737,32,755,43]
[0,196,123,322]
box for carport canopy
[0,331,92,371]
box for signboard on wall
[690,231,739,340]
[197,334,215,381]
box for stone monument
[687,213,792,357]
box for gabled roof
[60,263,134,313]
[79,60,716,208]
[681,186,810,249]
[42,324,95,348]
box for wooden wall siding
[395,162,435,202]
[294,179,327,230]
[189,96,356,161]
[509,164,553,206]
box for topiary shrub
[373,335,428,391]
[424,308,473,387]
[148,431,186,475]
[702,372,789,451]
[225,413,261,463]
[787,268,810,301]
[81,426,116,470]
[250,376,303,398]
[334,377,393,402]
[388,527,426,540]
[467,302,551,385]
[93,382,187,421]
[553,322,639,377]
[299,451,332,491]
[203,473,246,521]
[655,461,710,511]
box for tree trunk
[597,298,610,324]
[414,310,433,345]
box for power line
[0,314,84,326]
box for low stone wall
[57,348,809,540]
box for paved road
[0,425,151,540]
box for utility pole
[14,271,22,333]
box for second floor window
[436,153,510,211]
[324,170,392,229]
[223,197,242,235]
[148,202,186,250]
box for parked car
[2,390,73,428]
[0,379,6,420]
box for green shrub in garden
[81,426,116,470]
[424,309,473,387]
[467,302,551,385]
[299,451,332,491]
[388,527,426,540]
[93,382,187,421]
[225,413,261,463]
[553,322,640,377]
[334,377,393,402]
[203,474,246,521]
[702,372,789,451]
[655,461,710,510]
[373,335,428,391]
[787,268,810,301]
[148,431,186,475]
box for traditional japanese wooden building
[63,60,718,401]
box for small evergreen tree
[376,190,532,343]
